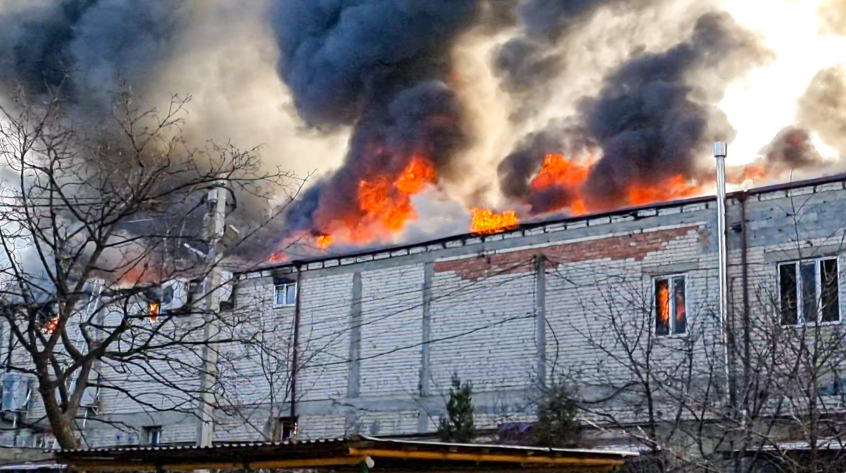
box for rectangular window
[144,426,162,446]
[274,282,297,307]
[779,258,840,325]
[654,275,686,336]
[276,416,298,441]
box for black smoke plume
[0,0,185,115]
[272,0,484,239]
[498,11,773,212]
[497,124,594,199]
[758,127,825,171]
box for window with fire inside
[654,275,687,336]
[779,257,840,325]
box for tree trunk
[38,376,78,450]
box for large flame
[315,234,333,249]
[657,281,670,328]
[284,155,437,254]
[532,154,592,190]
[356,155,436,234]
[470,208,520,234]
[529,154,592,215]
[268,147,799,264]
[627,176,700,206]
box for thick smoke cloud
[271,0,479,127]
[308,83,467,236]
[498,11,773,211]
[497,124,594,199]
[796,65,846,155]
[0,0,186,114]
[518,0,628,42]
[758,127,825,171]
[272,0,484,240]
[581,12,771,206]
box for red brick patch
[435,226,700,281]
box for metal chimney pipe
[714,142,731,400]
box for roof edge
[246,172,846,276]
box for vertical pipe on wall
[740,194,751,412]
[535,255,547,387]
[290,265,303,423]
[714,142,732,402]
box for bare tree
[544,193,846,473]
[0,86,300,449]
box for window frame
[276,416,299,441]
[652,273,688,338]
[143,426,162,446]
[778,257,841,326]
[274,282,297,308]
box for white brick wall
[9,182,846,448]
[359,265,424,398]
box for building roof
[56,435,637,472]
[247,173,846,277]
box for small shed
[56,436,637,472]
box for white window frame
[653,274,688,337]
[274,282,297,308]
[778,257,841,326]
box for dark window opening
[277,416,298,441]
[779,258,840,325]
[780,263,798,325]
[144,426,162,446]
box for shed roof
[56,435,637,472]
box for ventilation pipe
[714,142,732,401]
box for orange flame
[627,175,699,206]
[395,157,437,194]
[315,234,333,249]
[269,252,289,264]
[657,283,670,327]
[42,316,59,335]
[356,156,436,234]
[529,154,591,215]
[470,208,520,234]
[531,153,591,190]
[147,302,160,323]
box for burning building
[6,1,846,467]
[3,172,846,461]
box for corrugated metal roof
[56,435,638,471]
[362,436,638,457]
[60,435,347,453]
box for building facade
[4,174,846,453]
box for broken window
[654,275,686,336]
[779,258,840,325]
[274,281,297,307]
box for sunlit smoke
[2,0,846,262]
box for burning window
[274,281,297,307]
[654,275,686,336]
[41,316,59,335]
[779,258,840,325]
[147,302,160,323]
